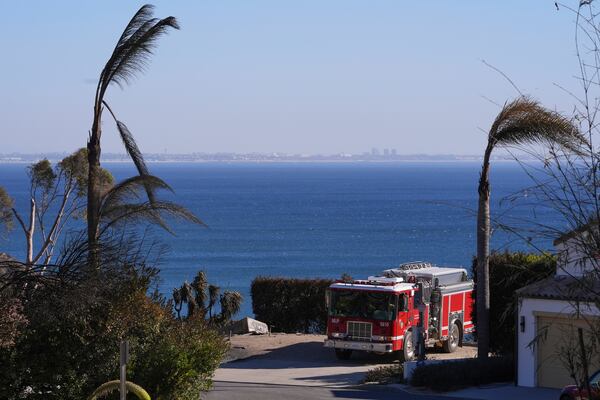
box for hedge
[471,251,555,355]
[410,357,513,391]
[251,277,333,333]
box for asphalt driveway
[203,338,474,399]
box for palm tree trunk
[87,115,102,265]
[476,144,493,359]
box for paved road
[203,340,470,400]
[204,381,466,400]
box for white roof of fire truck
[329,281,415,293]
[329,261,469,292]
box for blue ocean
[0,162,559,317]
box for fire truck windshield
[328,290,397,321]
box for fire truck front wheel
[335,349,352,360]
[400,330,415,362]
[443,322,460,353]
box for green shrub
[251,277,333,333]
[410,357,513,391]
[109,292,228,400]
[471,251,555,355]
[0,241,228,400]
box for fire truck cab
[324,262,474,361]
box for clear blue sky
[0,1,581,155]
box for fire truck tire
[443,322,460,353]
[335,349,352,360]
[401,330,415,362]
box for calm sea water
[0,162,559,317]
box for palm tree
[476,97,583,359]
[179,281,197,318]
[87,4,179,257]
[219,291,243,323]
[172,287,183,319]
[192,270,208,318]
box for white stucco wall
[517,297,599,387]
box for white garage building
[516,225,600,388]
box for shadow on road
[223,340,401,370]
[204,382,468,400]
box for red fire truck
[324,262,474,360]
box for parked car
[560,369,600,400]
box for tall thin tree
[476,96,583,358]
[87,5,179,257]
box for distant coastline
[0,152,529,164]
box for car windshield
[329,290,397,321]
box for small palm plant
[192,270,208,318]
[173,270,243,324]
[174,281,198,318]
[88,380,150,400]
[218,291,243,323]
[476,96,584,359]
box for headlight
[332,332,344,338]
[372,335,393,342]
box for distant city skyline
[0,148,528,164]
[0,1,581,155]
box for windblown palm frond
[489,97,585,153]
[111,5,155,59]
[100,200,204,235]
[97,5,179,96]
[88,380,150,400]
[98,173,203,235]
[100,174,171,210]
[99,119,156,203]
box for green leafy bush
[108,292,228,400]
[472,251,555,354]
[0,239,227,400]
[410,357,513,391]
[251,277,333,333]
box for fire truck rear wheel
[335,349,352,360]
[443,322,460,353]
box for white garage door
[536,316,599,389]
